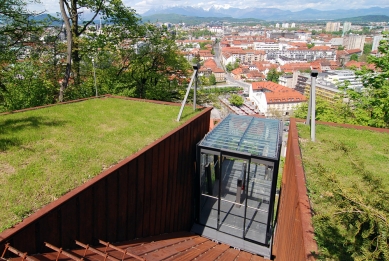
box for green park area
[298,123,389,260]
[0,97,198,232]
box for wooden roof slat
[250,255,266,261]
[167,240,217,261]
[98,240,144,261]
[217,248,241,261]
[75,241,119,261]
[44,243,83,261]
[235,251,253,261]
[194,243,231,261]
[141,237,208,261]
[126,236,198,256]
[108,232,195,249]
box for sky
[30,0,389,15]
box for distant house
[249,81,307,117]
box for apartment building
[325,22,340,32]
[304,78,341,103]
[266,46,336,62]
[343,22,352,34]
[343,35,366,51]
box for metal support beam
[177,64,200,122]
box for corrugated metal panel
[273,118,317,261]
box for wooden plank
[141,236,208,261]
[165,135,175,233]
[39,210,60,250]
[218,248,241,261]
[9,225,36,255]
[60,197,78,249]
[135,154,145,238]
[182,124,193,229]
[153,138,166,235]
[142,149,153,237]
[171,130,180,232]
[78,188,93,244]
[150,145,159,236]
[250,254,266,261]
[107,171,119,242]
[127,159,137,240]
[127,236,196,256]
[161,138,170,234]
[195,243,231,261]
[168,240,217,261]
[93,179,107,241]
[235,251,253,261]
[117,164,129,242]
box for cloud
[32,0,389,15]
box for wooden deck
[5,232,266,261]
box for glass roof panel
[200,114,281,159]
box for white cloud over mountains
[32,0,389,15]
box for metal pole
[306,83,312,125]
[193,69,197,111]
[92,58,98,97]
[310,70,318,141]
[176,70,196,122]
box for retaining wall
[0,97,211,255]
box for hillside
[141,14,264,25]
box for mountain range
[142,6,389,21]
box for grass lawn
[0,97,199,232]
[297,123,389,261]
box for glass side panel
[199,153,219,229]
[244,162,272,243]
[218,157,248,238]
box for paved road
[213,42,251,92]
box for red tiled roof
[252,82,307,103]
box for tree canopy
[294,32,389,128]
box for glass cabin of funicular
[194,114,282,254]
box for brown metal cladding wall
[273,118,389,261]
[273,118,317,261]
[0,102,211,255]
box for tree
[229,94,244,107]
[350,53,359,61]
[209,74,216,85]
[363,43,373,55]
[120,24,192,100]
[307,43,315,49]
[344,31,389,128]
[266,68,282,83]
[58,0,140,100]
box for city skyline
[30,1,389,15]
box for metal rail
[44,242,83,261]
[98,240,145,261]
[1,244,39,261]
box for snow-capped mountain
[142,6,389,20]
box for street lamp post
[92,58,98,97]
[310,70,318,141]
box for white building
[343,35,366,51]
[372,35,383,52]
[343,22,352,34]
[325,70,363,91]
[249,81,307,117]
[326,22,340,32]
